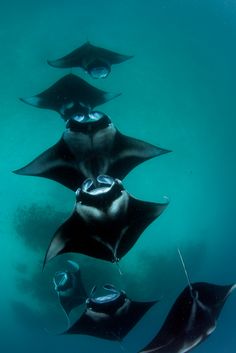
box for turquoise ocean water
[1,0,236,352]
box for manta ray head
[85,58,111,79]
[86,284,126,314]
[53,271,72,292]
[59,101,90,120]
[66,111,111,133]
[75,175,124,208]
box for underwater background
[1,0,236,352]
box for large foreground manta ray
[139,250,236,353]
[20,73,120,120]
[44,175,169,267]
[48,41,133,79]
[14,112,170,191]
[64,284,157,341]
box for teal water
[1,0,236,352]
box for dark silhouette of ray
[44,175,168,267]
[48,41,133,78]
[14,112,170,191]
[139,251,236,353]
[64,284,157,341]
[20,74,120,120]
[53,260,87,321]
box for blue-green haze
[1,0,236,352]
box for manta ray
[64,284,157,341]
[44,175,168,267]
[14,112,170,191]
[139,250,236,353]
[53,260,87,324]
[48,41,133,78]
[20,74,120,120]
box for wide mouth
[83,175,114,194]
[86,59,111,79]
[53,271,69,291]
[86,286,126,313]
[92,292,120,304]
[87,186,111,195]
[73,111,104,123]
[60,101,90,120]
[81,175,114,194]
[76,175,122,207]
[66,111,111,132]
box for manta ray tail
[177,248,193,293]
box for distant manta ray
[13,111,170,191]
[138,249,236,353]
[48,41,133,79]
[43,175,169,268]
[53,260,87,326]
[20,73,120,120]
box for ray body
[48,42,133,79]
[53,260,87,320]
[65,284,157,341]
[14,112,170,191]
[44,175,168,266]
[20,74,120,120]
[139,280,235,352]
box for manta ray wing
[116,197,169,260]
[13,139,83,191]
[43,212,117,267]
[110,131,171,180]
